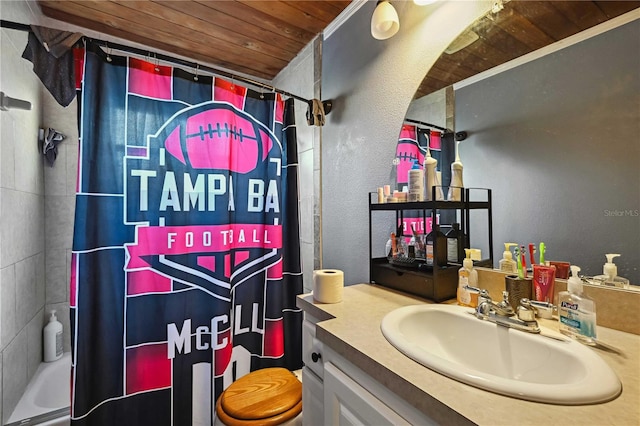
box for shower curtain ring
[105,42,112,62]
[194,64,199,82]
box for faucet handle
[517,299,537,322]
[478,289,492,302]
[497,291,512,310]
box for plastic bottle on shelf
[425,225,447,266]
[44,310,63,362]
[424,147,444,201]
[448,141,464,201]
[445,223,463,264]
[407,160,424,202]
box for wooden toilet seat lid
[220,368,302,420]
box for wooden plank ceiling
[416,0,640,98]
[38,0,352,80]
[38,1,640,98]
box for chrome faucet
[475,290,541,334]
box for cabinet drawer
[370,261,458,302]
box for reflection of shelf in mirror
[370,200,491,211]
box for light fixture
[371,1,400,40]
[491,0,504,14]
[413,0,437,5]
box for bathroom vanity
[297,284,640,425]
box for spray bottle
[447,140,464,201]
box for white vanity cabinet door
[302,314,325,425]
[302,366,324,426]
[302,314,324,379]
[323,362,410,426]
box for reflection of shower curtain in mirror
[394,125,452,235]
[70,41,302,426]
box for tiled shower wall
[273,38,321,294]
[0,1,46,421]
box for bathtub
[6,353,71,426]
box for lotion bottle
[424,147,444,201]
[407,160,424,202]
[558,266,597,345]
[499,243,518,273]
[44,310,63,362]
[447,140,464,201]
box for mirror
[397,2,640,286]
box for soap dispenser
[499,243,518,273]
[44,310,63,362]
[457,249,479,307]
[558,266,597,345]
[593,254,630,288]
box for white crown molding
[324,0,369,40]
[454,8,640,91]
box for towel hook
[0,91,31,111]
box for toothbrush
[528,243,536,268]
[515,246,524,279]
[520,245,528,278]
[539,242,546,265]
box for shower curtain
[70,42,303,425]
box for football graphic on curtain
[123,102,286,419]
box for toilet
[215,367,302,426]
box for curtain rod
[403,118,449,133]
[0,19,332,112]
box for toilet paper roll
[313,269,344,304]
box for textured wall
[455,19,640,284]
[321,1,492,285]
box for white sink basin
[381,304,621,405]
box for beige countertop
[297,283,640,426]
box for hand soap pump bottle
[44,310,63,362]
[457,249,479,307]
[558,266,597,345]
[499,243,518,273]
[594,254,630,288]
